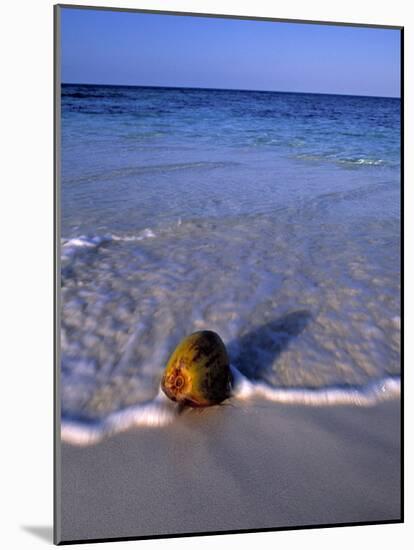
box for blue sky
[60,8,401,97]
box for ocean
[60,84,401,444]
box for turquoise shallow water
[60,84,401,430]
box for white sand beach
[58,398,401,543]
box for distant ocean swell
[61,366,401,447]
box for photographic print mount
[54,3,403,545]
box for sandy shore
[57,398,401,543]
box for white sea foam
[61,390,177,446]
[111,228,156,241]
[295,153,387,167]
[339,158,385,166]
[61,235,109,258]
[61,229,156,259]
[230,366,400,406]
[61,367,400,447]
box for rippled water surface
[60,84,401,424]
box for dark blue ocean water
[61,84,400,235]
[60,84,401,431]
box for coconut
[161,330,233,407]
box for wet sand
[57,398,401,543]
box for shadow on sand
[227,310,312,381]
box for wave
[61,390,176,446]
[64,161,238,186]
[61,229,156,259]
[337,157,386,166]
[61,366,401,447]
[62,92,108,99]
[230,367,400,406]
[294,153,390,168]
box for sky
[60,7,401,98]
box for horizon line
[61,82,400,100]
